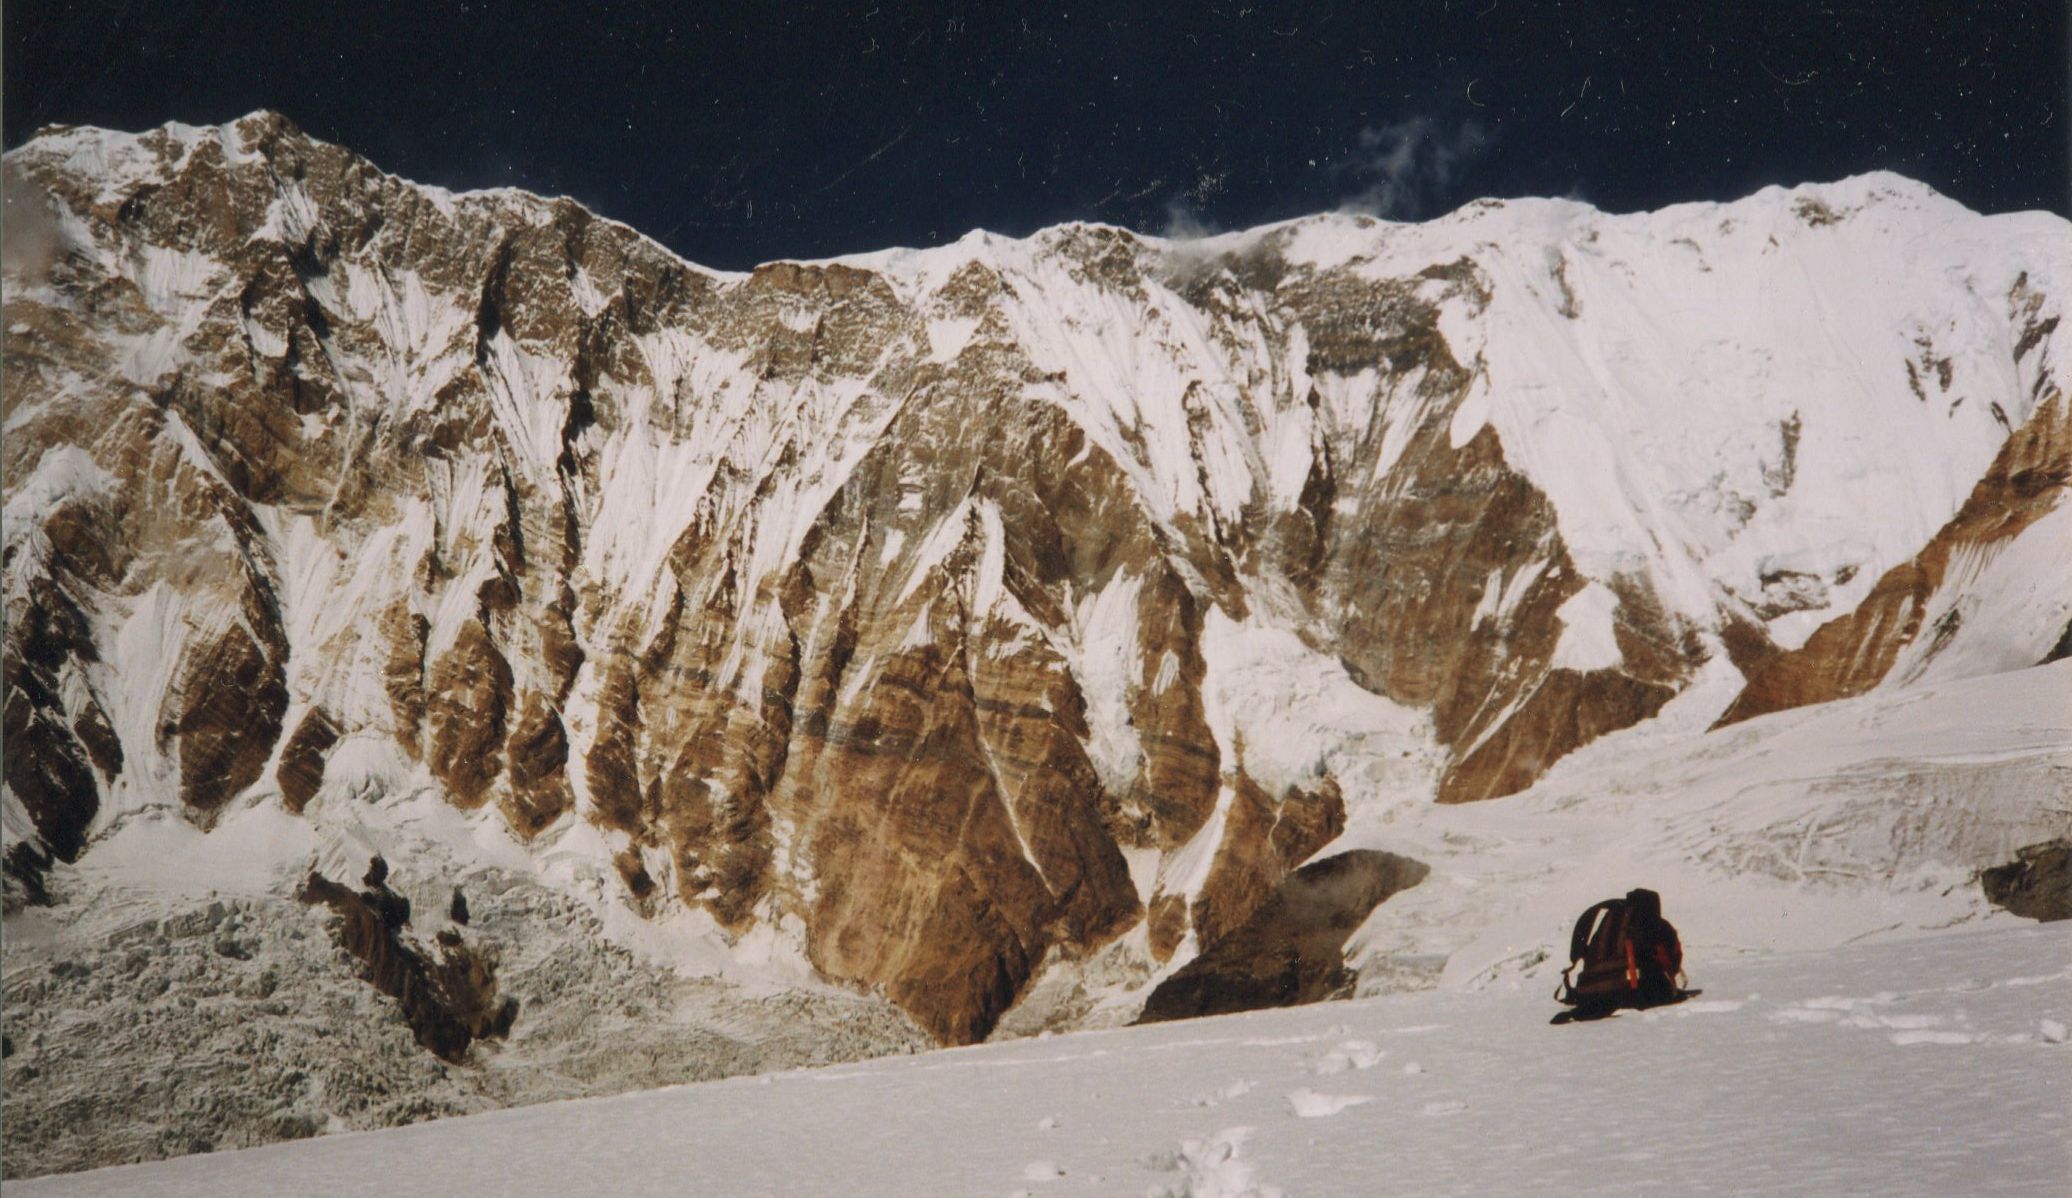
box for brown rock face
[1718,391,2070,727]
[1122,569,1223,846]
[4,116,2059,1039]
[1138,849,1429,1024]
[1274,265,1695,804]
[424,621,513,808]
[1980,839,2072,923]
[1,582,107,877]
[774,488,1145,1042]
[276,707,340,814]
[170,608,290,819]
[1184,770,1348,954]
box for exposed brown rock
[738,384,1216,1038]
[1441,668,1679,804]
[1440,577,1693,804]
[1146,893,1189,963]
[578,560,789,928]
[2,577,106,883]
[1138,849,1429,1024]
[791,611,1056,1044]
[3,842,56,908]
[276,706,341,814]
[424,621,512,807]
[500,693,572,837]
[1980,839,2072,922]
[298,864,518,1063]
[1122,569,1222,846]
[169,603,290,817]
[1300,309,1694,803]
[1187,770,1350,952]
[612,847,658,911]
[1,680,99,898]
[380,603,430,756]
[964,615,1142,948]
[1269,775,1347,867]
[583,658,647,839]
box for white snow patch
[1196,606,1433,805]
[1066,573,1147,797]
[924,315,979,363]
[1285,1088,1374,1118]
[1549,581,1624,672]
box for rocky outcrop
[1138,849,1429,1023]
[297,859,518,1062]
[275,706,339,814]
[1,578,108,889]
[1980,839,2072,922]
[4,115,2064,1041]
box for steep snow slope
[1434,181,2062,645]
[1342,659,2072,992]
[15,923,2066,1197]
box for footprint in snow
[1769,1007,1842,1024]
[1875,1013,1947,1030]
[1774,998,1974,1038]
[1036,1114,1061,1131]
[1313,1040,1384,1074]
[1889,1030,1978,1046]
[2041,1019,2067,1044]
[1182,1080,1254,1108]
[1287,1088,1374,1118]
[1144,1127,1284,1198]
[1020,1159,1065,1182]
[1421,1100,1470,1117]
[1804,992,1898,1009]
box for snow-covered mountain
[4,112,2067,1176]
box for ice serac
[4,114,2067,1044]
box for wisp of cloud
[1337,117,1491,220]
[3,164,65,283]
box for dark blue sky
[7,2,2066,270]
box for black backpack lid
[1624,888,1661,921]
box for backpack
[1554,897,1641,1006]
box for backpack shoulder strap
[1568,899,1624,963]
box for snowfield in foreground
[18,923,2067,1198]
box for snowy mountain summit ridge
[4,109,2068,1082]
